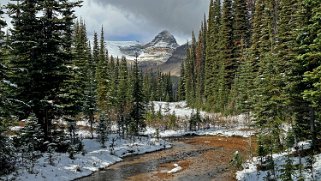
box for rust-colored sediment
[126,136,256,181]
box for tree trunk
[310,107,317,151]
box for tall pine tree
[129,54,146,135]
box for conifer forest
[1,0,321,180]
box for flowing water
[76,136,254,181]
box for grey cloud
[1,0,210,44]
[93,0,209,39]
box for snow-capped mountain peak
[106,30,180,63]
[144,30,179,49]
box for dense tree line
[143,71,176,102]
[0,0,177,175]
[181,0,321,178]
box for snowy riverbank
[4,101,256,181]
[236,141,321,181]
[1,135,171,181]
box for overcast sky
[2,0,210,45]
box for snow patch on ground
[152,101,252,128]
[236,141,321,181]
[145,101,255,138]
[2,135,171,181]
[10,126,24,131]
[167,163,182,174]
[143,127,254,138]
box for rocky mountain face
[137,43,188,76]
[144,30,179,49]
[139,30,179,63]
[107,30,186,76]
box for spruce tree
[117,56,130,136]
[177,61,186,101]
[235,47,255,114]
[129,54,146,135]
[109,55,119,108]
[19,113,45,152]
[249,0,265,72]
[83,41,96,139]
[298,0,321,150]
[0,7,16,175]
[8,0,81,141]
[195,27,204,108]
[93,32,99,71]
[58,19,87,118]
[0,4,11,123]
[72,20,91,115]
[275,0,302,148]
[210,0,235,113]
[205,0,221,111]
[96,27,110,113]
[233,0,250,48]
[220,0,234,91]
[230,0,251,113]
[185,33,196,106]
[96,113,108,148]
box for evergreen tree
[73,20,91,114]
[282,1,310,148]
[58,19,87,118]
[249,0,266,72]
[83,41,96,139]
[110,56,119,108]
[96,113,108,148]
[251,0,287,153]
[254,52,286,152]
[96,27,110,113]
[185,33,196,106]
[189,109,202,131]
[298,0,321,150]
[93,32,99,70]
[220,0,234,91]
[235,47,255,114]
[205,0,221,111]
[0,8,16,175]
[195,27,205,108]
[117,56,130,136]
[233,0,250,48]
[165,73,174,102]
[229,0,251,113]
[177,61,185,101]
[8,0,82,141]
[19,113,45,152]
[129,54,146,135]
[0,3,12,124]
[143,71,152,101]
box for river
[76,136,255,181]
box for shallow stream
[77,136,253,181]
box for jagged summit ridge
[145,30,179,49]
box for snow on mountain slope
[139,30,179,63]
[106,41,142,60]
[106,30,179,63]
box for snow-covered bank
[143,127,254,138]
[145,101,255,138]
[153,101,253,128]
[236,142,321,181]
[2,135,171,181]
